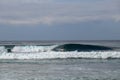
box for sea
[0,40,120,80]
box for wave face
[0,43,119,59]
[53,44,112,51]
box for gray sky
[0,0,120,40]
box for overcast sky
[0,0,120,40]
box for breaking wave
[0,43,120,59]
[12,45,57,53]
[0,44,113,53]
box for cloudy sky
[0,0,120,40]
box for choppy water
[0,59,120,80]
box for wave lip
[53,44,113,52]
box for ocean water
[0,40,120,80]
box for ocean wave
[0,43,113,53]
[53,44,112,51]
[0,43,118,59]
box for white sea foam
[0,51,120,59]
[11,45,57,52]
[0,46,7,53]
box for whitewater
[0,42,120,59]
[0,51,120,59]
